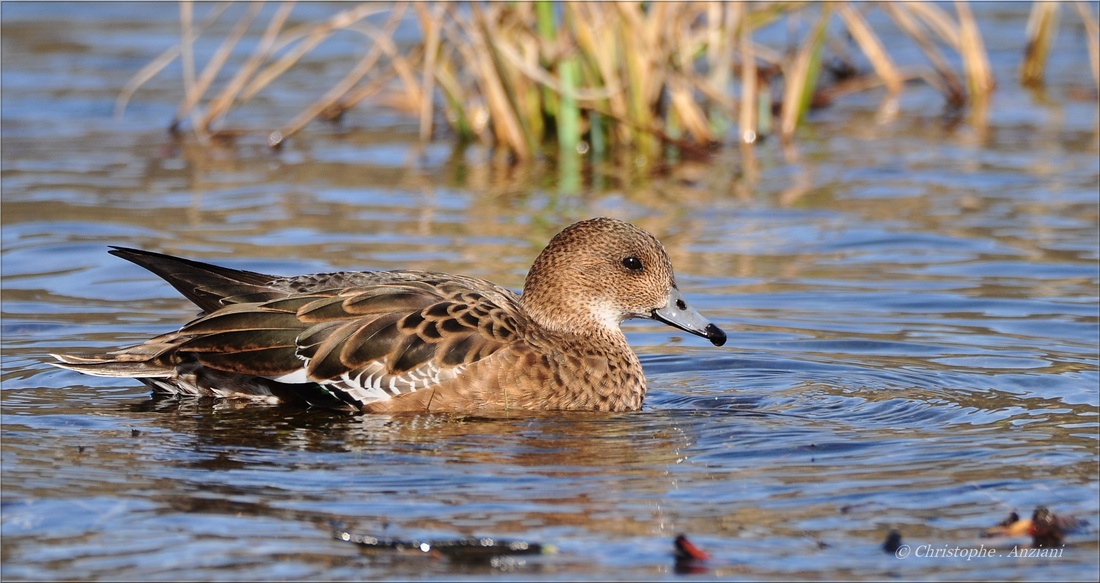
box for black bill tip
[704,323,727,347]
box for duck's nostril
[676,299,687,311]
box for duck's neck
[522,302,647,411]
[521,293,622,342]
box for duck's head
[522,217,726,347]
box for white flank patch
[273,368,311,384]
[268,352,470,407]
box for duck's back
[54,248,535,411]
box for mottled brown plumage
[53,218,726,413]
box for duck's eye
[621,256,644,272]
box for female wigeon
[53,218,726,412]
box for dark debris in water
[673,533,711,562]
[982,506,1089,549]
[882,530,903,554]
[336,531,552,564]
[673,534,712,574]
[339,530,727,573]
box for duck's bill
[651,288,727,347]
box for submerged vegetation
[123,1,1100,161]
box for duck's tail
[50,335,181,378]
[108,246,281,313]
[51,347,339,407]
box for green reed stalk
[780,6,829,138]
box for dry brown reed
[122,1,1100,159]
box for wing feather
[61,262,528,408]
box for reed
[1076,1,1100,91]
[123,1,1099,158]
[956,1,996,102]
[1021,2,1061,86]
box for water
[2,3,1098,580]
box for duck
[52,217,726,413]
